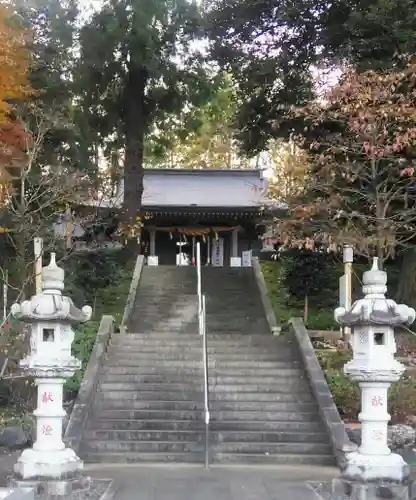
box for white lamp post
[10,253,92,496]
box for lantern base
[332,476,412,500]
[10,472,90,497]
[341,451,409,482]
[12,447,83,483]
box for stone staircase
[79,265,334,465]
[208,334,333,465]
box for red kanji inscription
[371,396,383,407]
[42,424,52,436]
[42,392,53,404]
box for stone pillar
[10,253,92,496]
[230,229,241,267]
[333,257,416,499]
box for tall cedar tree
[78,0,210,239]
[16,0,79,170]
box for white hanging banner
[212,237,224,267]
[242,250,252,267]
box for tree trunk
[396,248,416,308]
[122,65,147,246]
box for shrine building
[58,168,275,267]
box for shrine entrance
[175,230,228,267]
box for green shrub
[316,349,352,370]
[324,368,360,420]
[261,260,337,329]
[64,249,126,305]
[281,247,340,308]
[389,376,416,424]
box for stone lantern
[334,257,415,499]
[10,253,92,495]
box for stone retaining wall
[289,317,357,469]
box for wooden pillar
[65,204,72,250]
[232,229,238,258]
[207,235,211,265]
[149,228,156,256]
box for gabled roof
[87,168,271,209]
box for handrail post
[202,294,210,468]
[197,242,202,335]
[196,243,209,467]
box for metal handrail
[201,294,210,468]
[196,242,210,468]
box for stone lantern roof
[334,257,415,327]
[11,253,92,324]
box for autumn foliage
[0,5,31,122]
[274,62,416,261]
[0,5,32,204]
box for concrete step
[107,352,297,362]
[96,385,313,403]
[108,343,294,353]
[97,382,312,393]
[108,342,290,355]
[104,360,301,368]
[98,374,205,384]
[112,333,280,341]
[209,401,316,412]
[209,392,314,402]
[81,440,202,453]
[211,411,319,422]
[130,326,199,333]
[211,430,328,443]
[97,378,311,393]
[89,409,202,420]
[93,400,203,411]
[204,383,311,392]
[99,371,206,381]
[95,390,203,401]
[99,366,299,378]
[104,360,203,368]
[211,442,332,454]
[136,302,263,310]
[212,453,336,466]
[108,345,288,354]
[208,373,305,383]
[97,383,203,393]
[106,353,204,362]
[82,451,204,464]
[83,429,203,442]
[210,420,325,432]
[87,419,205,431]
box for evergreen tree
[77,0,211,238]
